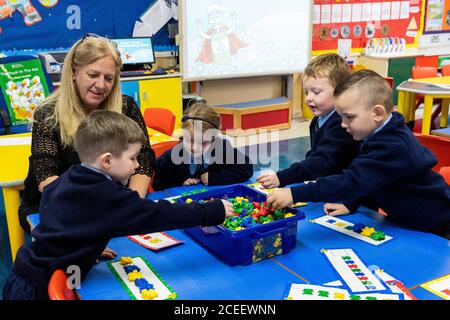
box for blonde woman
[19,34,154,233]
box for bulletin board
[0,0,175,53]
[312,0,425,54]
[423,0,450,33]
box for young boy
[152,102,253,190]
[3,110,233,300]
[257,53,360,188]
[267,69,450,238]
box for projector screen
[180,0,312,81]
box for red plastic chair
[48,269,79,300]
[143,108,176,136]
[148,139,179,193]
[441,64,450,77]
[151,140,179,159]
[412,66,438,80]
[414,133,450,172]
[439,167,450,184]
[411,66,441,132]
[384,76,394,89]
[415,55,439,69]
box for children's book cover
[0,60,50,125]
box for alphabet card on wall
[420,274,450,300]
[128,232,184,251]
[321,248,386,293]
[108,256,177,300]
[310,215,393,245]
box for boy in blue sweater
[267,69,450,238]
[257,53,360,188]
[3,110,233,300]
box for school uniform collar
[81,163,112,180]
[317,109,336,129]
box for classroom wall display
[179,0,313,81]
[423,0,450,32]
[419,0,450,46]
[0,0,175,52]
[0,59,50,125]
[312,0,425,54]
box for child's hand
[220,199,234,218]
[266,188,293,210]
[96,247,117,263]
[183,178,200,185]
[256,170,280,188]
[323,203,350,216]
[200,172,209,185]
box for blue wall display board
[0,0,175,52]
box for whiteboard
[180,0,312,81]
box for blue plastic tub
[179,185,305,266]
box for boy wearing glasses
[152,102,253,190]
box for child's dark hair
[181,102,221,131]
[74,110,146,163]
[334,69,394,112]
[304,53,351,88]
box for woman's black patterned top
[20,95,155,213]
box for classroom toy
[179,185,305,266]
[321,248,386,293]
[181,191,298,231]
[128,232,184,251]
[247,182,277,194]
[373,269,417,300]
[180,188,208,197]
[221,197,293,231]
[420,274,450,300]
[311,215,392,245]
[108,256,177,300]
[284,283,400,300]
[247,182,308,207]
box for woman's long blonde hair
[39,36,123,147]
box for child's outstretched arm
[96,247,117,263]
[323,203,350,216]
[266,188,293,210]
[221,199,234,217]
[256,170,280,188]
[183,178,201,185]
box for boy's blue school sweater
[10,165,225,298]
[153,136,253,190]
[290,112,450,234]
[277,111,360,186]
